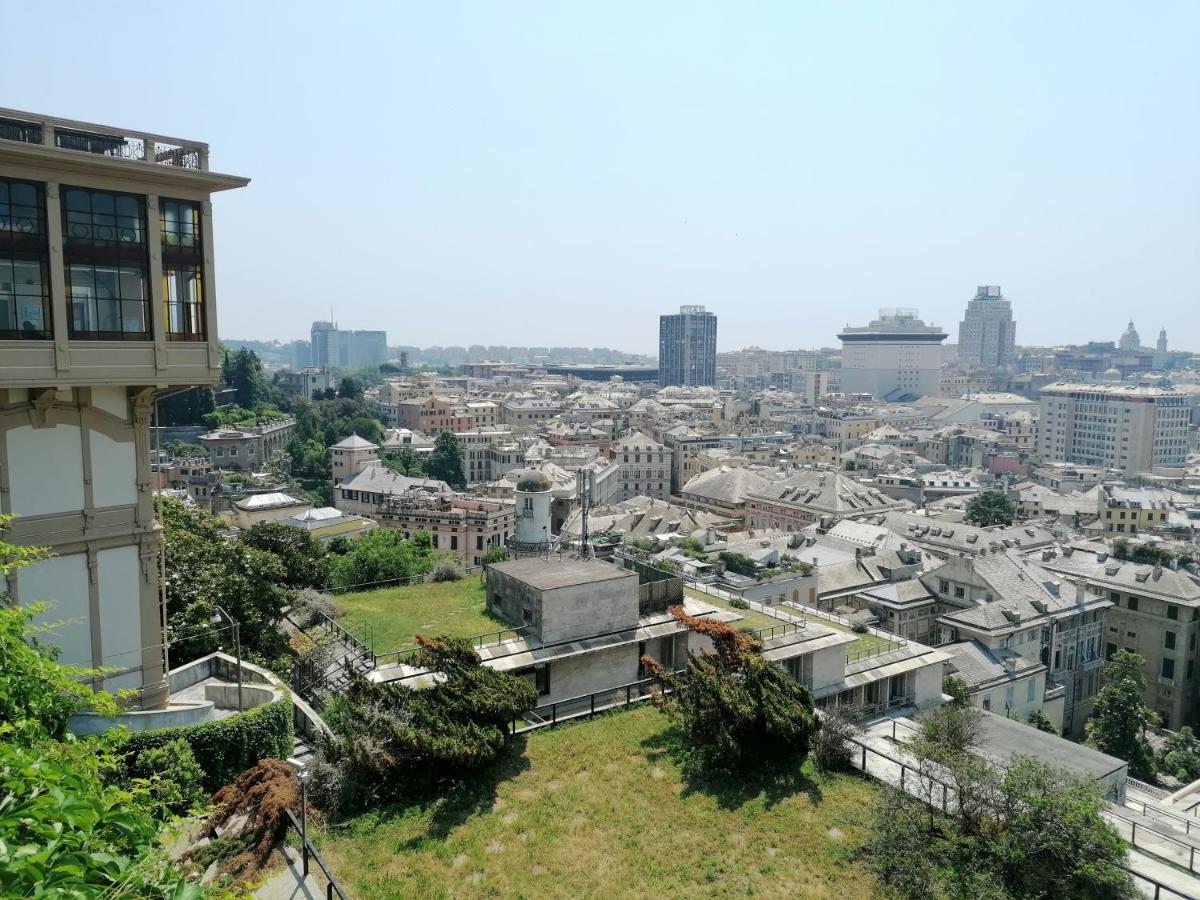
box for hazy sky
[4,2,1197,355]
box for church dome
[514,468,553,493]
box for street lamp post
[210,604,243,712]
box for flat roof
[972,710,1127,781]
[488,555,636,591]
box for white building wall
[7,423,85,515]
[97,545,141,676]
[16,552,91,667]
[90,431,138,508]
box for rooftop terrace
[0,106,211,170]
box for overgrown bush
[431,557,464,582]
[850,621,869,634]
[0,737,197,898]
[813,704,858,771]
[129,737,208,816]
[644,608,820,773]
[728,597,750,610]
[316,636,536,814]
[290,587,340,628]
[121,698,294,793]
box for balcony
[0,108,209,171]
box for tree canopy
[644,608,819,772]
[425,430,466,489]
[325,527,441,591]
[963,490,1016,527]
[1085,649,1157,780]
[315,635,537,812]
[867,704,1133,899]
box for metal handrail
[283,809,349,900]
[511,671,685,735]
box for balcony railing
[0,108,209,171]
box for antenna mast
[578,468,591,556]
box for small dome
[514,468,553,493]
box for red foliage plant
[191,758,300,881]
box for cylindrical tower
[511,468,554,554]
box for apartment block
[1040,546,1200,730]
[197,416,295,471]
[1037,382,1189,475]
[611,429,671,501]
[0,108,247,706]
[378,494,514,566]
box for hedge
[119,698,293,794]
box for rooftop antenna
[578,468,592,558]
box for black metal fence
[512,675,677,734]
[283,809,349,900]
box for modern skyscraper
[309,321,386,369]
[658,305,717,386]
[837,308,947,400]
[310,320,339,367]
[957,285,1016,368]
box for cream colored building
[0,108,247,707]
[1037,382,1190,475]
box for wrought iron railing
[0,107,208,171]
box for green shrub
[431,557,464,582]
[121,698,293,794]
[129,737,208,816]
[728,597,750,610]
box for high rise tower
[1157,329,1168,354]
[956,285,1016,368]
[658,305,717,387]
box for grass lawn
[335,578,507,652]
[811,616,896,657]
[315,706,886,899]
[683,588,789,634]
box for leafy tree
[425,431,466,489]
[0,736,200,898]
[160,497,292,665]
[325,527,440,590]
[717,550,759,578]
[964,490,1016,527]
[316,636,537,812]
[480,545,510,566]
[337,375,362,399]
[382,446,427,477]
[867,723,1134,899]
[1160,726,1200,782]
[1085,649,1157,780]
[942,674,972,708]
[643,607,819,773]
[164,439,208,459]
[223,346,273,409]
[1028,709,1058,734]
[156,386,216,426]
[241,522,328,590]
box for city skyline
[3,2,1196,353]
